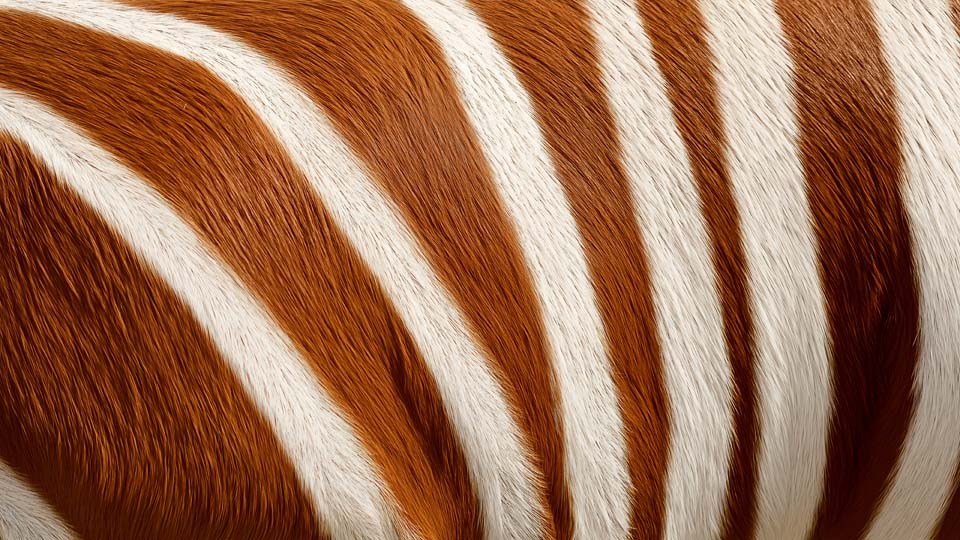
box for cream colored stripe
[399,0,631,538]
[587,1,734,538]
[866,1,960,537]
[0,2,545,537]
[0,89,397,539]
[698,1,833,539]
[0,460,76,540]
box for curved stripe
[0,88,392,539]
[399,0,637,537]
[468,0,674,537]
[0,11,483,538]
[586,1,733,538]
[774,1,922,537]
[697,2,833,538]
[122,1,566,536]
[0,461,75,540]
[0,1,541,536]
[632,2,761,537]
[867,1,960,537]
[0,130,327,539]
[467,1,669,538]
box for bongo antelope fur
[1,0,959,538]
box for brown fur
[467,1,670,537]
[634,2,762,537]
[0,132,324,539]
[1,0,956,538]
[775,1,921,536]
[0,11,478,538]
[124,1,592,536]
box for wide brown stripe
[126,0,565,536]
[633,1,760,537]
[774,2,921,537]
[0,134,324,539]
[467,1,668,537]
[0,12,479,538]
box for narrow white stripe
[587,1,733,538]
[0,91,397,540]
[399,1,630,538]
[0,2,544,537]
[698,2,833,538]
[866,1,960,537]
[0,460,75,540]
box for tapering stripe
[0,12,478,537]
[0,88,392,539]
[400,0,638,537]
[124,1,565,536]
[586,1,734,538]
[0,129,326,539]
[633,1,760,537]
[3,3,957,540]
[697,2,832,538]
[867,0,960,538]
[775,1,922,536]
[0,460,75,540]
[6,1,543,536]
[468,1,666,537]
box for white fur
[0,1,545,538]
[0,91,397,539]
[401,1,632,538]
[866,1,960,537]
[698,1,833,538]
[587,1,734,538]
[5,1,960,538]
[0,460,76,540]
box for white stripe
[699,2,833,539]
[399,1,631,538]
[0,92,398,540]
[0,460,75,540]
[866,1,960,537]
[587,1,733,538]
[0,2,545,537]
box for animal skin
[1,0,959,539]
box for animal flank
[1,1,959,539]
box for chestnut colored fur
[2,1,960,539]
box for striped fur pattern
[1,0,959,538]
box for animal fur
[1,0,959,538]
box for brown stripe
[956,0,960,38]
[774,2,921,537]
[0,134,325,539]
[633,1,761,537]
[126,0,567,535]
[0,12,480,538]
[467,1,669,537]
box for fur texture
[1,0,959,539]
